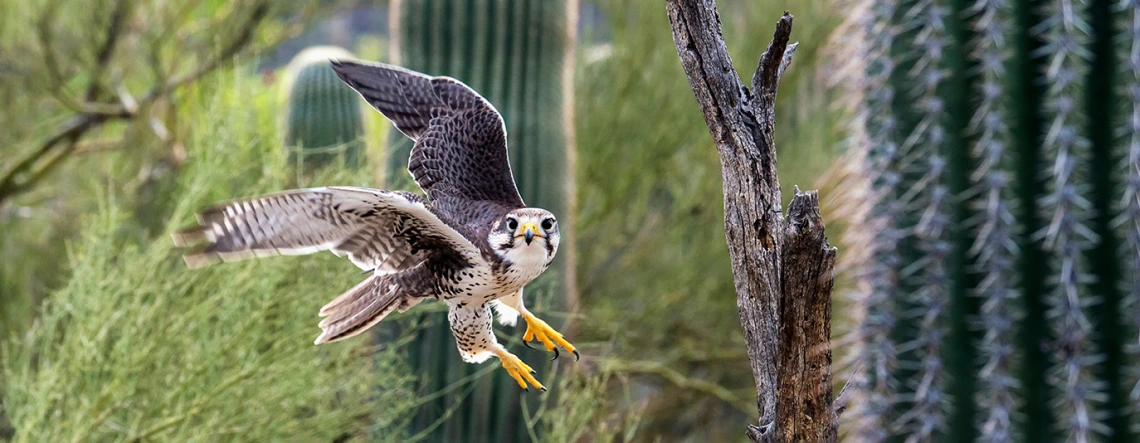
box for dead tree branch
[665,3,838,442]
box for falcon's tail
[315,274,412,344]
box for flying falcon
[172,60,575,391]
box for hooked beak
[519,222,540,245]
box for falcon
[172,60,575,391]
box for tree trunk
[664,3,839,442]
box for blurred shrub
[537,366,645,443]
[0,0,302,351]
[1,72,415,442]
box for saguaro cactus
[844,0,1140,441]
[387,1,575,441]
[283,46,366,171]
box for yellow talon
[493,348,545,391]
[522,312,578,361]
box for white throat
[501,242,550,284]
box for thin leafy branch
[0,0,318,207]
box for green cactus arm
[283,47,366,172]
[847,1,904,440]
[1085,0,1133,439]
[1039,1,1101,440]
[970,1,1019,441]
[894,0,953,438]
[1122,0,1140,423]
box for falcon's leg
[447,301,545,391]
[499,289,579,361]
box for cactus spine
[971,1,1018,440]
[847,1,902,440]
[846,0,1138,440]
[1123,0,1140,420]
[283,46,366,171]
[388,1,573,441]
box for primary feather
[330,60,526,212]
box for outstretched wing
[171,187,479,271]
[330,60,525,209]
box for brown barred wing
[330,60,525,210]
[171,186,479,272]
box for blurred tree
[0,0,316,339]
[0,0,307,205]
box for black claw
[573,350,580,362]
[522,339,534,349]
[551,348,560,361]
[530,370,537,375]
[540,387,548,392]
[523,387,529,392]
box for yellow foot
[493,348,546,391]
[522,312,579,361]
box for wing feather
[330,60,525,209]
[172,187,478,271]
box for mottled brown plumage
[173,61,576,390]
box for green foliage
[2,72,416,442]
[284,46,367,172]
[0,0,291,355]
[537,367,645,443]
[387,1,573,441]
[846,0,1140,440]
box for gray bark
[664,3,838,442]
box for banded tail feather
[315,274,411,344]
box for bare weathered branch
[777,42,798,85]
[666,3,837,442]
[777,188,838,442]
[751,13,793,112]
[665,4,783,434]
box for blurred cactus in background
[386,0,575,441]
[838,0,1140,441]
[283,46,366,172]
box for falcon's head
[490,208,560,268]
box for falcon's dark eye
[541,218,555,231]
[506,218,518,231]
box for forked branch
[665,3,838,442]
